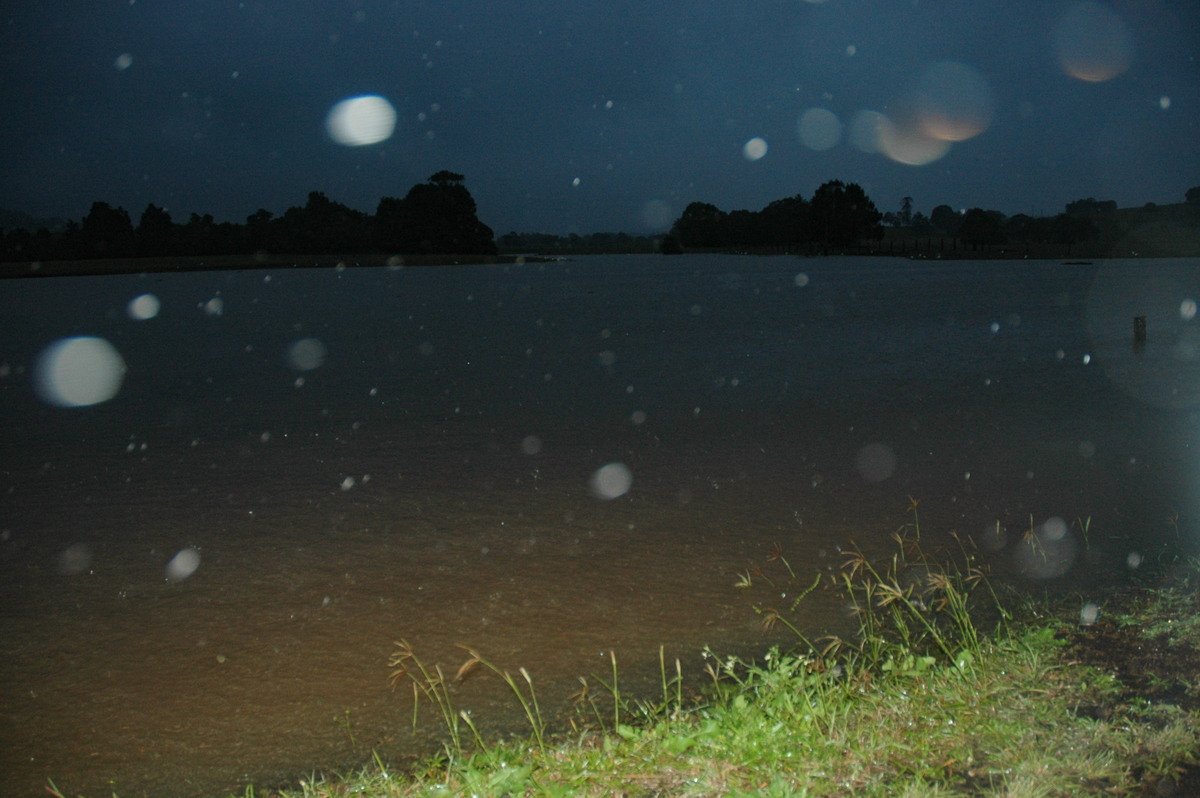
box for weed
[456,645,547,749]
[754,502,1006,676]
[387,639,470,757]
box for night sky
[1,1,1196,235]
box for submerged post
[1134,316,1147,347]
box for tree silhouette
[375,172,496,254]
[79,201,136,257]
[670,202,728,248]
[958,208,1006,247]
[758,195,810,246]
[930,204,961,235]
[808,180,882,247]
[136,204,178,256]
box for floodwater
[1,254,1198,796]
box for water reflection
[0,255,1194,795]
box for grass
[49,508,1200,797]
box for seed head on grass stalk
[456,645,547,749]
[388,639,470,757]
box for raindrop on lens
[1041,517,1068,541]
[742,137,768,161]
[287,338,327,371]
[326,95,397,146]
[1054,1,1134,82]
[58,543,93,575]
[854,443,896,482]
[590,463,632,500]
[165,548,201,582]
[34,337,127,408]
[797,108,843,151]
[127,294,160,320]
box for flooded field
[2,255,1198,796]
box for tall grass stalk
[457,646,547,749]
[387,639,467,757]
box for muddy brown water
[1,255,1197,796]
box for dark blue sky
[1,1,1196,234]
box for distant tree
[428,170,466,187]
[930,204,961,235]
[1053,213,1098,247]
[275,192,370,253]
[79,201,136,257]
[1186,186,1200,204]
[245,208,276,252]
[1005,213,1038,242]
[959,208,1006,247]
[1065,197,1117,216]
[882,211,899,227]
[758,195,810,246]
[900,196,913,226]
[136,203,178,256]
[808,180,882,247]
[659,234,683,254]
[375,172,495,254]
[910,211,932,232]
[670,202,729,249]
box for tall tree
[79,201,136,257]
[136,203,178,255]
[375,172,495,254]
[959,208,1006,247]
[808,180,882,247]
[670,202,728,248]
[930,204,961,234]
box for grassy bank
[52,523,1200,797]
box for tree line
[664,180,884,252]
[0,171,496,262]
[665,181,1200,255]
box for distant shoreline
[3,242,1197,279]
[0,252,559,279]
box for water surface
[2,255,1197,796]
